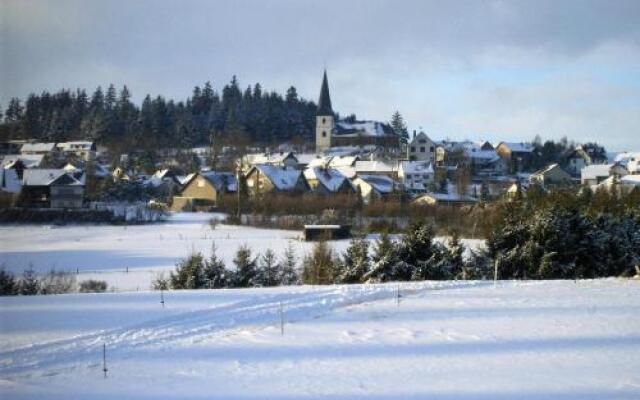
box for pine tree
[0,269,17,296]
[280,242,299,285]
[257,249,280,287]
[170,253,206,289]
[302,241,336,285]
[204,242,229,288]
[390,111,409,143]
[19,267,39,295]
[233,245,258,287]
[364,233,398,282]
[446,231,466,279]
[339,237,370,283]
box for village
[1,71,639,217]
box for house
[242,152,299,172]
[352,160,398,179]
[0,140,26,156]
[495,142,535,173]
[351,175,395,204]
[581,164,613,186]
[19,169,85,208]
[613,152,640,174]
[303,167,353,195]
[56,141,96,161]
[407,131,437,163]
[398,161,434,193]
[413,192,478,206]
[245,165,309,196]
[529,164,573,188]
[149,168,184,193]
[20,142,57,156]
[315,70,400,152]
[171,171,237,211]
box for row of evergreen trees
[0,77,317,152]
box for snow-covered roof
[56,141,94,151]
[20,142,56,153]
[304,167,350,192]
[294,153,324,166]
[417,192,479,203]
[356,175,395,194]
[621,175,640,186]
[201,171,237,192]
[334,120,395,137]
[581,164,612,180]
[400,161,434,174]
[23,169,84,186]
[532,163,562,176]
[253,165,304,191]
[499,142,534,153]
[354,160,397,173]
[1,154,44,169]
[245,152,297,166]
[328,155,359,168]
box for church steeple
[317,70,333,116]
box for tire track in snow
[0,281,482,377]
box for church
[315,71,401,152]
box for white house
[398,161,434,193]
[407,131,437,163]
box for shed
[303,224,351,241]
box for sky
[1,0,639,150]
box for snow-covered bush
[79,280,108,293]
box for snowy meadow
[0,212,482,291]
[0,280,639,399]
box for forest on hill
[0,77,318,153]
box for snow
[581,164,612,180]
[0,213,483,292]
[252,165,303,191]
[0,279,638,399]
[335,120,392,137]
[303,167,349,192]
[500,142,534,153]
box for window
[420,147,425,153]
[197,178,205,188]
[419,139,426,144]
[322,131,327,137]
[322,118,326,124]
[430,146,434,152]
[410,146,416,152]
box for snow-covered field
[1,280,639,399]
[0,213,483,291]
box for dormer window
[322,131,327,137]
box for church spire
[316,69,333,116]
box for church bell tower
[315,70,334,153]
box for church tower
[316,70,334,152]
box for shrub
[79,280,108,293]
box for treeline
[166,185,640,290]
[529,135,607,171]
[0,77,317,153]
[0,268,108,296]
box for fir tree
[257,249,280,287]
[280,242,299,285]
[390,111,409,143]
[204,242,229,288]
[19,267,39,295]
[302,240,336,285]
[233,245,258,287]
[170,253,206,289]
[364,233,399,282]
[339,237,370,284]
[0,268,17,296]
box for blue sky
[1,0,639,150]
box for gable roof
[20,142,57,153]
[400,161,434,174]
[356,175,395,194]
[1,154,44,169]
[244,152,297,166]
[304,167,350,192]
[581,164,612,180]
[23,169,84,186]
[499,142,534,153]
[354,160,397,173]
[182,171,237,192]
[251,165,306,191]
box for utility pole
[397,284,402,307]
[160,288,165,308]
[235,160,241,221]
[279,302,285,336]
[103,343,108,378]
[493,259,499,287]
